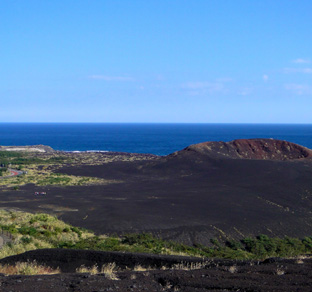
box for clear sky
[1,0,311,123]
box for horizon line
[0,122,312,125]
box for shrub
[29,214,50,224]
[20,236,33,244]
[71,227,82,237]
[226,240,243,250]
[18,226,38,236]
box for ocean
[0,123,312,156]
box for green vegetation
[0,150,114,187]
[1,210,312,261]
[0,210,94,259]
[0,165,109,187]
[0,151,65,167]
[0,167,8,177]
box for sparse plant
[130,273,136,280]
[134,264,150,271]
[101,262,119,280]
[76,264,99,275]
[228,265,238,273]
[276,267,285,276]
[75,263,119,280]
[172,261,207,271]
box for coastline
[1,123,312,155]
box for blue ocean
[0,123,312,156]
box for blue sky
[1,0,311,123]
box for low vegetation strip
[0,150,115,187]
[0,249,210,275]
[0,166,114,187]
[1,210,312,264]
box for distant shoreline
[1,123,312,155]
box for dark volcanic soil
[1,249,312,291]
[1,139,312,245]
[178,138,312,160]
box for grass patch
[0,167,9,177]
[0,151,66,167]
[0,150,105,187]
[76,263,119,279]
[0,210,94,259]
[0,260,60,275]
[0,165,114,187]
[0,150,143,187]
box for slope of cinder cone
[172,139,312,161]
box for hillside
[173,138,312,160]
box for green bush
[70,227,82,237]
[226,240,244,250]
[0,151,22,158]
[0,167,8,176]
[1,224,18,234]
[21,236,33,244]
[29,214,50,224]
[63,227,70,232]
[18,226,38,236]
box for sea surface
[0,123,312,156]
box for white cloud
[182,81,226,96]
[283,68,312,74]
[155,74,165,81]
[284,84,312,95]
[183,81,223,91]
[238,87,253,96]
[89,75,134,81]
[216,77,233,82]
[292,58,311,64]
[263,74,269,82]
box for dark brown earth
[1,249,312,291]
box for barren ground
[1,249,312,291]
[1,150,312,245]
